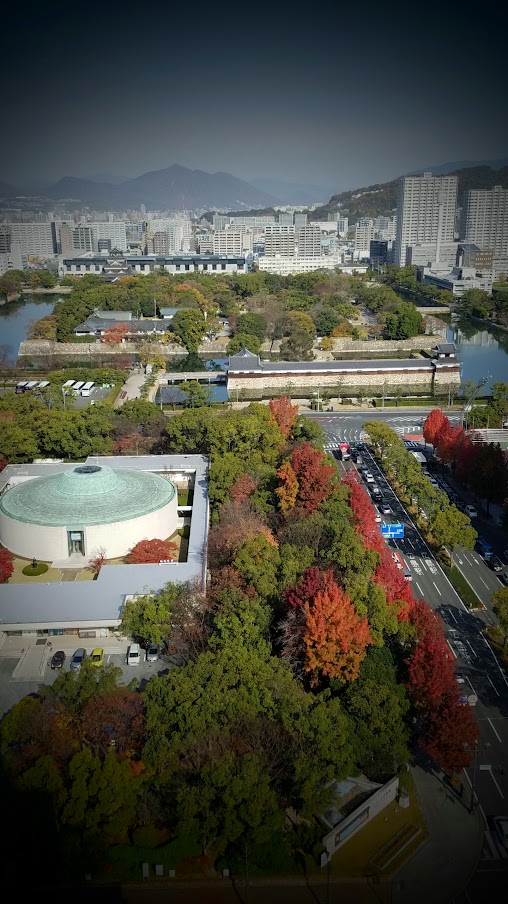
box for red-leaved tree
[304,571,372,684]
[283,566,324,610]
[101,322,130,344]
[374,546,414,614]
[276,460,299,513]
[435,423,465,465]
[421,692,479,775]
[423,408,448,446]
[278,443,335,514]
[0,547,14,583]
[409,598,445,643]
[405,634,457,710]
[81,687,145,757]
[343,471,384,554]
[89,547,107,578]
[269,396,299,438]
[126,538,179,564]
[230,474,258,503]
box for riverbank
[0,286,71,305]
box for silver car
[145,643,159,663]
[70,647,87,671]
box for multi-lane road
[306,409,508,864]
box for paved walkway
[114,370,147,407]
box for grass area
[75,569,94,581]
[441,564,484,609]
[177,487,194,506]
[8,557,62,584]
[21,563,48,576]
[95,833,203,884]
[485,626,508,667]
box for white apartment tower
[461,185,508,259]
[395,173,458,267]
[264,225,295,258]
[297,225,322,257]
[354,219,376,259]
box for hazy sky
[2,2,507,194]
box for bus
[62,379,76,389]
[24,381,39,391]
[35,381,50,391]
[81,381,95,396]
[15,381,29,393]
[72,381,85,393]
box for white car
[126,643,141,666]
[464,504,478,518]
[373,507,382,523]
[364,471,374,483]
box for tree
[423,409,448,447]
[304,572,372,684]
[234,534,280,599]
[119,581,186,645]
[430,506,477,553]
[100,322,129,344]
[61,747,139,839]
[234,313,267,340]
[269,396,299,438]
[275,460,299,513]
[171,308,207,352]
[88,547,107,578]
[279,329,315,361]
[179,380,212,408]
[127,537,178,564]
[382,302,423,339]
[0,547,14,583]
[81,688,145,757]
[0,422,40,462]
[279,443,335,514]
[469,443,508,514]
[492,587,508,650]
[230,474,258,502]
[227,333,262,356]
[405,635,457,710]
[421,692,478,776]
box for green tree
[492,587,508,650]
[279,329,315,361]
[0,423,40,462]
[234,534,281,599]
[171,308,207,352]
[120,581,185,646]
[179,380,212,408]
[61,747,139,839]
[430,506,477,554]
[227,333,262,355]
[383,302,423,339]
[46,661,123,715]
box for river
[1,299,507,393]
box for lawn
[8,556,63,584]
[441,564,484,609]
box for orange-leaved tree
[269,396,299,438]
[101,322,130,344]
[304,571,371,684]
[423,408,448,446]
[126,538,179,564]
[276,460,299,513]
[277,443,335,514]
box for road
[305,409,508,870]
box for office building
[369,240,388,267]
[394,173,458,267]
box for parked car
[70,648,87,671]
[50,650,66,670]
[90,647,105,667]
[126,643,141,666]
[429,477,439,488]
[476,537,494,560]
[498,572,508,586]
[493,816,508,848]
[464,504,478,518]
[489,555,504,573]
[145,643,159,663]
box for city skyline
[1,3,507,195]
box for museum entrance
[67,530,85,556]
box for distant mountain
[44,164,278,211]
[0,181,23,198]
[407,157,508,176]
[311,164,508,223]
[249,177,332,205]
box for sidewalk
[391,765,484,903]
[114,370,146,407]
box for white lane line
[448,607,458,624]
[488,768,505,799]
[487,674,500,696]
[479,633,508,686]
[478,575,490,589]
[432,581,442,596]
[415,582,424,597]
[465,639,477,659]
[447,641,457,659]
[407,538,415,549]
[466,676,477,696]
[463,770,490,834]
[488,718,502,743]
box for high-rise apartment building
[294,213,308,229]
[461,185,508,259]
[354,219,376,259]
[0,222,55,258]
[394,173,458,267]
[264,225,295,258]
[297,225,321,257]
[278,213,294,226]
[213,229,252,255]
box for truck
[338,442,350,461]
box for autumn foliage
[0,547,14,583]
[269,396,299,438]
[101,322,130,344]
[81,688,145,757]
[304,571,372,684]
[126,538,179,564]
[230,474,258,503]
[277,443,335,514]
[423,408,448,446]
[207,500,278,568]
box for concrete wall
[320,777,399,865]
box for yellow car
[90,647,105,667]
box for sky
[2,2,508,196]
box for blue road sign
[381,523,405,539]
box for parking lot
[0,638,178,717]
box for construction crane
[461,375,491,428]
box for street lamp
[62,387,66,409]
[312,388,321,411]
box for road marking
[466,676,477,696]
[479,634,508,686]
[488,718,502,743]
[448,607,458,624]
[488,767,505,798]
[432,581,442,596]
[415,581,424,597]
[465,639,477,658]
[447,640,457,659]
[477,575,490,589]
[484,830,501,860]
[487,674,500,696]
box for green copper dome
[0,466,176,527]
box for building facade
[394,173,458,267]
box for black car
[51,650,66,670]
[489,555,504,573]
[498,572,508,586]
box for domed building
[0,463,178,562]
